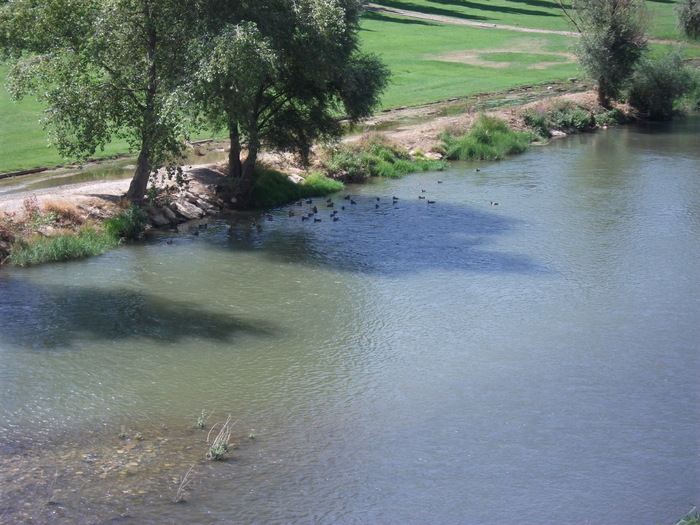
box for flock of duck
[180,177,500,238]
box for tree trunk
[126,144,151,202]
[228,125,242,180]
[126,0,157,203]
[229,151,257,208]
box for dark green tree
[190,0,390,207]
[0,0,194,202]
[557,0,648,107]
[627,48,698,119]
[676,0,700,40]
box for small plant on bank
[196,409,211,429]
[441,114,533,161]
[321,134,446,182]
[594,108,630,127]
[103,204,148,241]
[206,415,234,460]
[522,100,604,138]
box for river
[1,117,698,524]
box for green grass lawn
[361,10,579,108]
[369,0,690,41]
[2,1,697,174]
[0,64,133,174]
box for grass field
[360,10,580,108]
[369,0,689,41]
[1,0,697,174]
[0,64,133,173]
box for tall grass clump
[441,115,533,161]
[322,134,446,182]
[522,100,605,138]
[249,167,344,209]
[8,226,118,267]
[103,204,148,240]
[627,48,699,120]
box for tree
[627,48,698,119]
[557,0,648,107]
[0,0,194,202]
[677,0,700,40]
[190,0,390,207]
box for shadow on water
[219,194,546,276]
[0,279,277,350]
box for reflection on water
[1,117,699,524]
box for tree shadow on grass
[371,0,559,21]
[0,279,277,349]
[369,0,492,22]
[428,0,560,18]
[362,9,441,26]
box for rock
[424,152,443,160]
[172,200,205,220]
[162,206,178,222]
[142,204,171,227]
[287,173,304,184]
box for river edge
[0,82,628,264]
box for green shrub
[249,167,344,209]
[522,101,598,136]
[522,110,551,138]
[322,135,446,181]
[677,0,700,40]
[594,108,629,127]
[442,114,532,161]
[627,48,698,120]
[9,227,118,267]
[103,205,148,240]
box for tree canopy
[0,0,389,205]
[190,0,390,206]
[1,0,196,201]
[558,0,648,107]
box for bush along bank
[319,134,447,182]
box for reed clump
[206,415,235,461]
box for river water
[1,117,698,524]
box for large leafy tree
[190,0,390,207]
[0,0,193,201]
[558,0,648,107]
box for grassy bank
[0,197,147,266]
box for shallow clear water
[1,117,699,524]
